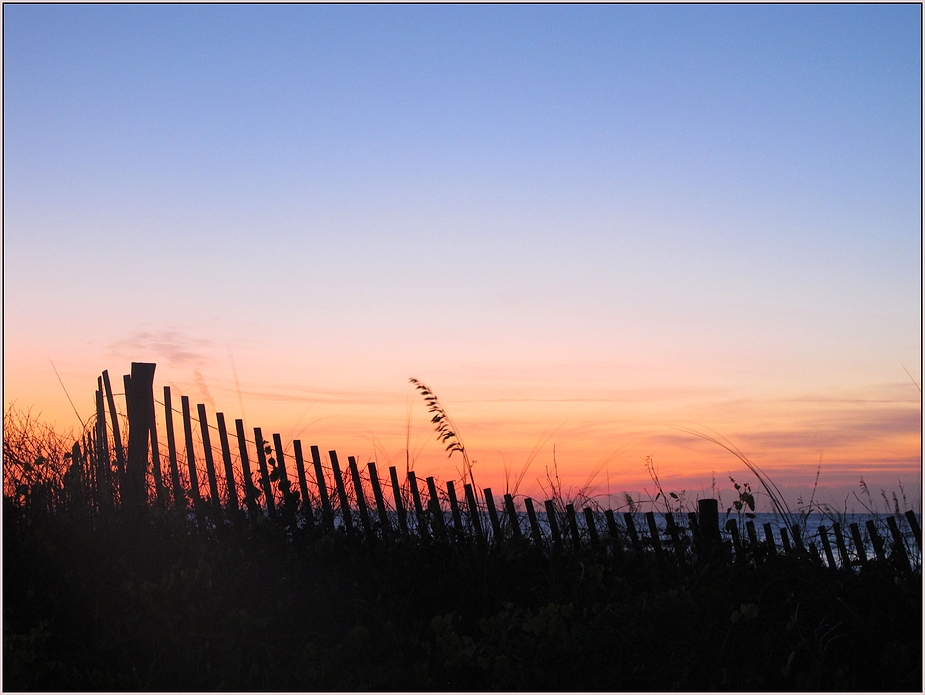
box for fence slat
[763,522,777,555]
[605,510,624,559]
[831,522,851,568]
[623,513,642,553]
[102,370,125,485]
[484,488,502,542]
[646,511,663,555]
[350,457,373,538]
[162,387,184,508]
[253,427,276,518]
[197,405,221,509]
[849,522,867,566]
[819,526,836,569]
[293,441,312,520]
[407,471,427,538]
[425,476,446,538]
[566,504,581,548]
[525,498,543,545]
[216,414,239,512]
[505,494,522,540]
[666,512,686,558]
[725,519,742,560]
[389,466,408,535]
[886,516,912,574]
[583,507,599,548]
[272,434,293,512]
[124,364,156,509]
[866,520,886,562]
[465,484,484,542]
[368,462,390,535]
[312,446,334,530]
[446,481,463,532]
[905,510,922,550]
[329,451,353,535]
[546,501,562,548]
[180,396,202,508]
[234,419,261,518]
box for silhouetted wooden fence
[49,363,923,578]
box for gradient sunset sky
[4,4,921,510]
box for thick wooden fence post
[163,387,184,508]
[216,414,239,512]
[425,476,446,538]
[197,405,221,509]
[235,419,261,517]
[180,396,202,509]
[124,362,156,510]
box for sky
[4,4,922,511]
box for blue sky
[4,4,921,503]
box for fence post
[646,511,663,556]
[583,507,599,548]
[904,511,922,551]
[197,405,221,510]
[425,476,446,539]
[349,457,373,538]
[102,370,125,487]
[446,481,463,533]
[484,488,502,543]
[180,396,202,509]
[623,513,643,553]
[293,441,312,520]
[94,385,113,512]
[818,526,837,569]
[389,466,408,535]
[465,484,484,543]
[546,500,562,549]
[831,522,851,568]
[565,503,581,548]
[849,522,868,566]
[272,434,294,512]
[407,471,427,539]
[329,451,353,535]
[697,499,720,546]
[253,428,276,518]
[725,519,742,560]
[866,520,886,562]
[525,498,543,546]
[367,462,390,536]
[312,446,334,530]
[162,387,184,508]
[234,419,261,518]
[886,516,912,574]
[124,362,156,510]
[605,510,624,559]
[505,494,522,540]
[763,522,777,555]
[216,414,239,513]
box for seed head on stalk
[409,378,474,489]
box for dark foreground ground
[4,499,921,691]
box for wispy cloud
[108,330,214,367]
